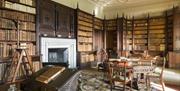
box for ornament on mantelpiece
[68,32,71,38]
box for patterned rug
[77,69,135,91]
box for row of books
[149,25,165,29]
[78,31,92,37]
[95,18,103,23]
[19,0,36,6]
[126,45,133,50]
[3,1,36,14]
[0,9,35,22]
[78,16,93,23]
[78,20,93,27]
[126,35,132,38]
[149,21,165,25]
[149,39,165,44]
[0,30,36,41]
[134,27,148,30]
[0,18,35,30]
[149,45,165,51]
[78,12,93,20]
[105,27,116,31]
[105,20,116,26]
[134,39,147,43]
[134,45,147,50]
[149,34,165,38]
[78,25,92,31]
[127,40,132,44]
[78,37,92,43]
[94,21,103,27]
[149,18,165,22]
[80,54,94,63]
[0,43,36,57]
[6,0,36,7]
[149,30,164,33]
[134,35,147,38]
[78,44,92,52]
[94,25,103,30]
[134,23,147,27]
[134,31,147,34]
[127,31,132,34]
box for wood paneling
[168,52,180,69]
[56,4,75,38]
[39,0,55,36]
[173,8,180,51]
[38,0,75,38]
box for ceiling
[89,0,178,7]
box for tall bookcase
[149,16,166,53]
[126,19,133,51]
[0,0,36,58]
[133,19,148,51]
[117,15,167,56]
[93,17,104,51]
[77,9,94,68]
[166,9,174,51]
[172,7,180,52]
[104,19,117,51]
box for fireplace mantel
[41,37,77,68]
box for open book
[36,66,65,84]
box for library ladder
[5,48,34,83]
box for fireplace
[41,37,76,68]
[48,48,68,63]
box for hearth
[48,48,68,63]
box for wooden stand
[4,48,34,83]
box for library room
[0,0,180,91]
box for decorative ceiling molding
[89,0,179,7]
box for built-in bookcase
[105,19,117,51]
[0,0,36,58]
[126,19,133,51]
[116,14,168,55]
[93,17,104,51]
[133,19,148,51]
[149,17,166,52]
[77,9,94,68]
[166,9,174,51]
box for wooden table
[108,58,156,90]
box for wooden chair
[107,61,131,91]
[131,65,155,90]
[146,57,166,91]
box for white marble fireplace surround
[41,37,76,68]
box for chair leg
[131,78,133,91]
[147,77,151,91]
[160,79,165,91]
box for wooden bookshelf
[0,0,36,58]
[126,19,133,51]
[133,19,148,51]
[149,16,166,52]
[93,17,104,51]
[77,9,94,68]
[105,19,117,51]
[166,10,173,51]
[173,7,180,52]
[0,0,43,83]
